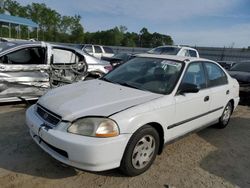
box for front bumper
[26,105,131,171]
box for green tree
[1,0,84,42]
[0,1,174,46]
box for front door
[0,46,49,100]
[167,62,211,140]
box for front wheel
[216,102,233,129]
[119,125,160,176]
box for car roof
[0,41,86,55]
[135,53,214,64]
[153,45,197,51]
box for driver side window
[182,62,206,89]
[0,47,45,65]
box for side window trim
[177,61,208,92]
[203,61,228,88]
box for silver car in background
[0,41,111,102]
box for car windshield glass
[0,42,18,52]
[148,47,180,55]
[230,63,250,73]
[102,57,184,94]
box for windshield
[148,46,180,55]
[102,57,184,94]
[230,63,250,73]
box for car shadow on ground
[198,116,250,188]
[0,107,77,179]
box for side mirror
[178,83,199,95]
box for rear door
[0,45,49,99]
[168,62,211,140]
[204,62,230,119]
[50,47,87,86]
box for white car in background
[78,44,114,59]
[26,54,239,176]
[148,45,199,58]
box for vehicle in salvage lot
[75,44,114,59]
[101,52,136,68]
[148,45,199,58]
[228,61,250,102]
[26,54,240,176]
[0,41,111,102]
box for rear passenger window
[189,50,197,57]
[205,62,228,87]
[182,63,206,89]
[103,47,113,54]
[94,46,102,53]
[52,48,83,64]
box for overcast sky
[18,0,250,48]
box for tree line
[0,0,173,47]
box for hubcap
[131,135,155,169]
[222,105,232,124]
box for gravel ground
[0,103,249,188]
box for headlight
[67,117,119,138]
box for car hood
[38,80,162,121]
[228,71,250,82]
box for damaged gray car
[0,41,95,102]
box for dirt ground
[0,103,249,188]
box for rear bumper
[26,105,131,171]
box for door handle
[204,96,209,102]
[226,90,230,95]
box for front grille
[36,104,61,126]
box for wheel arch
[228,99,235,113]
[146,122,165,155]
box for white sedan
[26,54,240,176]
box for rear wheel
[119,125,160,176]
[216,102,233,129]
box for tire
[119,125,160,176]
[216,102,233,129]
